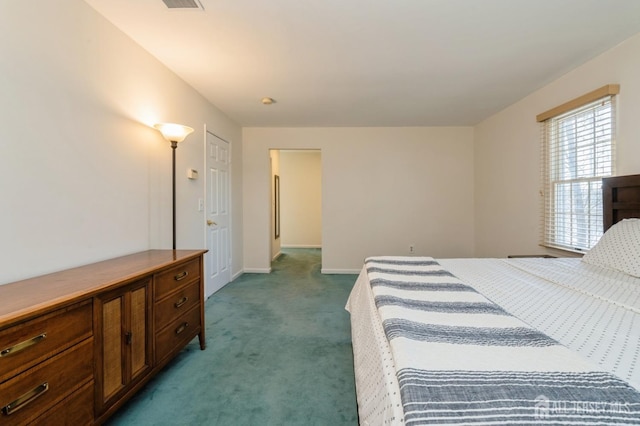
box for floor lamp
[154,123,194,250]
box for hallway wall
[280,150,322,248]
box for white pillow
[582,218,640,277]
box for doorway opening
[269,149,322,263]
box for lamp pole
[171,140,178,250]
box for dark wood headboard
[603,174,640,231]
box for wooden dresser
[0,250,207,425]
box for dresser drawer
[0,338,93,425]
[32,380,94,426]
[155,305,201,363]
[154,258,201,301]
[0,301,93,383]
[155,280,201,331]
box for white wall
[243,127,475,273]
[269,150,281,260]
[0,0,243,286]
[280,150,322,248]
[474,32,640,257]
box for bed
[346,174,640,425]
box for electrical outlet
[409,245,415,253]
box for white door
[205,131,231,295]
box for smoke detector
[161,0,204,10]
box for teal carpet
[108,248,359,425]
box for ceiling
[84,0,640,127]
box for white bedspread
[347,265,405,425]
[440,258,640,390]
[346,257,640,425]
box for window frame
[538,85,618,253]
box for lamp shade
[154,123,194,143]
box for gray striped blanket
[366,256,640,425]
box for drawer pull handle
[0,333,47,358]
[175,322,189,335]
[2,382,49,416]
[174,296,189,308]
[174,271,188,281]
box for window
[538,85,618,252]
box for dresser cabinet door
[95,278,152,415]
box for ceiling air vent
[161,0,204,10]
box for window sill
[507,254,556,258]
[539,243,586,257]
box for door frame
[268,148,323,261]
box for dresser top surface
[0,249,206,326]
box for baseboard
[243,267,272,274]
[272,251,282,261]
[321,268,361,275]
[281,245,322,248]
[231,269,244,281]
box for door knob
[207,220,217,226]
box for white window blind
[540,93,616,252]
